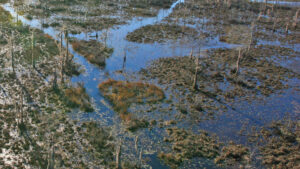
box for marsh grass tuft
[99,79,165,114]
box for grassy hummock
[98,79,165,114]
[71,39,113,67]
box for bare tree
[292,9,299,29]
[235,48,242,75]
[192,56,200,90]
[31,30,35,68]
[9,33,15,73]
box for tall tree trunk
[116,144,122,169]
[32,30,35,68]
[236,49,242,75]
[10,34,15,73]
[192,57,199,90]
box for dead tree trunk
[285,22,289,35]
[248,21,256,51]
[20,90,24,124]
[192,57,199,90]
[134,136,138,153]
[60,32,64,84]
[31,30,35,68]
[235,49,242,75]
[53,69,57,89]
[189,48,194,59]
[116,144,122,169]
[272,16,278,33]
[139,148,143,167]
[10,34,15,73]
[122,50,127,71]
[65,30,69,63]
[292,9,299,29]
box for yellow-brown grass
[98,79,165,114]
[65,85,94,112]
[71,39,113,67]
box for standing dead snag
[20,90,24,124]
[292,9,299,29]
[189,48,194,59]
[65,30,69,64]
[60,31,65,84]
[116,143,122,169]
[122,49,127,71]
[285,22,289,35]
[248,21,256,51]
[235,48,242,75]
[9,33,15,73]
[272,16,278,33]
[31,30,35,68]
[192,56,200,90]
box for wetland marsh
[0,0,299,168]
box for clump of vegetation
[159,128,220,168]
[219,25,252,44]
[126,24,198,43]
[126,118,149,132]
[0,6,12,23]
[129,0,176,9]
[81,122,114,164]
[65,84,94,112]
[71,39,113,68]
[98,79,165,114]
[249,119,300,168]
[215,142,250,167]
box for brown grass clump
[126,24,198,43]
[159,128,220,168]
[98,79,165,114]
[158,153,182,169]
[215,142,250,167]
[71,39,113,67]
[65,84,94,112]
[81,122,114,162]
[219,25,252,44]
[250,120,300,169]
